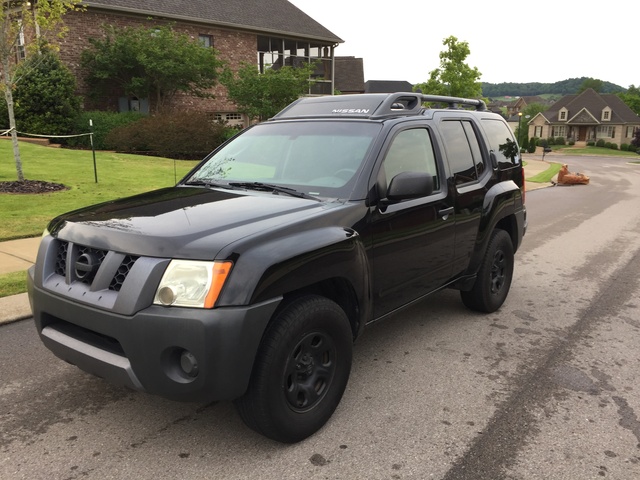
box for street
[2,154,640,480]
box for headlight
[154,260,233,308]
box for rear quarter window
[481,118,521,170]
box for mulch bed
[0,180,69,194]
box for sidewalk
[0,158,557,326]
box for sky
[289,0,636,89]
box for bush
[609,142,618,150]
[66,111,146,150]
[621,143,629,151]
[596,139,605,147]
[587,140,595,146]
[527,137,537,153]
[12,51,81,136]
[547,137,555,145]
[555,137,565,145]
[105,110,232,159]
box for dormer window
[559,107,568,121]
[602,107,612,121]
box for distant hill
[482,77,626,98]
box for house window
[551,126,566,138]
[602,107,612,121]
[534,126,543,138]
[199,34,213,48]
[626,126,636,138]
[214,112,244,126]
[603,111,609,120]
[559,111,566,120]
[597,125,615,138]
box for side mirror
[387,171,434,201]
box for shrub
[66,111,146,150]
[527,138,537,153]
[596,139,605,147]
[587,140,595,146]
[609,142,618,150]
[12,51,81,136]
[547,137,555,145]
[106,110,232,159]
[555,137,565,145]
[621,143,629,151]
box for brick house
[527,88,640,147]
[54,0,343,125]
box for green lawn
[555,145,640,158]
[0,140,200,240]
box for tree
[220,62,318,122]
[0,0,81,181]
[81,24,222,112]
[414,36,482,99]
[578,78,604,93]
[13,50,81,135]
[618,84,640,116]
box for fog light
[180,350,199,378]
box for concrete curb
[0,292,31,326]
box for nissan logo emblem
[75,252,100,280]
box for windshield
[185,121,380,198]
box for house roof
[541,88,640,124]
[364,80,414,93]
[334,57,365,94]
[83,0,343,44]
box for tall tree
[414,36,482,99]
[0,0,81,181]
[220,62,318,122]
[81,25,222,112]
[618,84,640,116]
[578,78,604,93]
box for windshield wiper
[228,182,320,201]
[183,180,242,190]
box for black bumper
[28,271,280,402]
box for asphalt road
[2,155,640,480]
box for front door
[368,127,455,318]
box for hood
[49,186,339,259]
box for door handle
[438,207,454,219]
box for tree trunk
[2,60,24,182]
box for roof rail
[419,94,487,111]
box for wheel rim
[283,332,336,413]
[490,249,506,294]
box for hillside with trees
[482,77,626,97]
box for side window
[383,128,439,191]
[439,120,484,185]
[481,118,521,169]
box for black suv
[28,92,526,443]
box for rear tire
[234,295,353,443]
[461,229,514,313]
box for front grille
[55,240,139,291]
[110,255,138,292]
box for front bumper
[29,279,280,402]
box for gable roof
[542,88,640,124]
[83,0,343,43]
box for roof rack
[419,94,487,111]
[271,92,487,120]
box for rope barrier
[0,128,92,139]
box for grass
[0,140,200,240]
[0,271,27,298]
[555,145,640,158]
[526,162,563,183]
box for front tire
[234,295,353,443]
[461,229,514,313]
